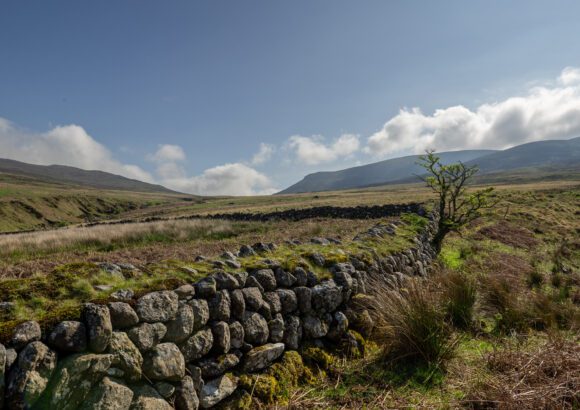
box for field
[0,175,579,408]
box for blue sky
[1,1,580,195]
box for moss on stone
[238,374,278,404]
[302,347,335,370]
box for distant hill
[279,137,580,194]
[0,158,178,194]
[279,150,495,194]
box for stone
[333,270,353,291]
[83,303,113,353]
[180,328,213,362]
[233,272,248,288]
[93,284,113,292]
[154,381,175,399]
[143,343,185,381]
[263,291,281,314]
[127,322,166,352]
[242,311,269,345]
[306,270,319,287]
[81,377,134,410]
[198,353,239,378]
[276,289,298,314]
[274,268,296,288]
[107,331,143,381]
[98,262,124,278]
[0,301,15,314]
[10,321,41,350]
[230,289,245,320]
[195,277,217,299]
[311,237,330,245]
[208,290,231,322]
[187,364,204,395]
[229,321,245,349]
[283,315,302,350]
[252,242,270,253]
[213,271,239,290]
[5,348,17,369]
[211,321,230,354]
[175,375,200,410]
[310,253,325,267]
[188,298,210,330]
[244,276,264,292]
[238,244,256,257]
[135,291,179,323]
[241,287,264,311]
[0,343,5,409]
[164,303,195,343]
[268,314,285,343]
[35,352,114,410]
[332,262,355,275]
[212,260,227,269]
[303,315,329,339]
[251,269,277,291]
[175,284,196,300]
[243,343,285,372]
[5,341,56,409]
[294,286,312,314]
[199,374,238,408]
[108,302,139,329]
[293,267,308,286]
[327,311,349,341]
[311,280,343,313]
[110,289,134,302]
[130,383,173,410]
[47,321,87,353]
[225,259,242,269]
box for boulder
[175,375,200,410]
[107,332,143,381]
[154,381,175,399]
[268,314,285,343]
[135,291,179,323]
[241,287,264,311]
[130,384,173,410]
[283,315,302,350]
[276,289,298,314]
[213,271,239,290]
[208,290,231,322]
[180,328,213,362]
[5,341,56,409]
[238,244,255,257]
[188,298,210,330]
[81,376,133,410]
[244,276,264,292]
[263,291,281,314]
[274,268,296,288]
[199,374,238,409]
[211,322,230,354]
[293,267,308,286]
[126,322,166,352]
[10,321,41,350]
[164,303,195,343]
[251,269,277,291]
[110,289,134,302]
[108,302,139,329]
[242,343,285,372]
[230,289,245,320]
[143,343,185,381]
[175,284,196,300]
[195,277,217,299]
[294,286,312,314]
[198,353,239,378]
[47,321,87,353]
[303,315,329,339]
[5,348,17,369]
[233,272,248,288]
[242,311,269,345]
[311,280,343,313]
[228,321,245,349]
[83,303,113,353]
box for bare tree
[417,150,497,250]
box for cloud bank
[366,67,580,156]
[287,134,360,165]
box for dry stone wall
[0,212,438,410]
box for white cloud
[0,118,153,182]
[149,144,186,162]
[251,143,275,165]
[366,67,580,156]
[161,163,277,196]
[287,133,360,165]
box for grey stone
[310,253,325,267]
[188,298,210,330]
[294,286,312,314]
[244,276,264,292]
[130,383,173,410]
[238,244,255,257]
[303,315,329,339]
[211,322,230,354]
[195,277,217,299]
[175,375,199,410]
[333,270,353,291]
[283,315,302,350]
[180,328,213,362]
[229,321,244,349]
[242,311,269,345]
[107,331,143,381]
[94,284,113,292]
[243,343,285,372]
[164,303,195,343]
[108,302,139,329]
[208,290,231,322]
[175,284,196,300]
[5,341,56,409]
[187,365,204,395]
[81,377,133,410]
[241,287,264,311]
[274,268,296,288]
[47,321,87,353]
[110,289,134,302]
[35,352,114,410]
[311,280,343,313]
[83,303,113,353]
[198,353,239,378]
[127,322,166,352]
[327,311,349,341]
[154,381,175,399]
[252,242,270,253]
[213,271,239,290]
[268,314,285,343]
[143,343,185,381]
[135,291,179,323]
[293,267,308,286]
[230,289,245,320]
[221,251,237,261]
[5,348,17,369]
[199,374,238,409]
[263,291,281,314]
[277,289,298,314]
[10,321,41,350]
[98,262,124,278]
[0,301,15,314]
[306,270,319,287]
[233,272,248,288]
[311,237,330,245]
[225,260,242,269]
[251,269,277,291]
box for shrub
[440,271,476,329]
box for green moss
[302,347,335,370]
[238,374,278,404]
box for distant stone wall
[0,212,437,410]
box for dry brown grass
[476,223,538,249]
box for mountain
[279,137,580,194]
[0,158,178,194]
[279,150,496,194]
